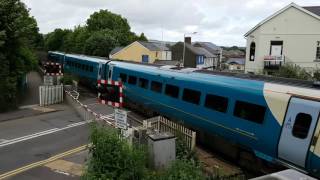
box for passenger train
[48,51,320,177]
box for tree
[84,30,118,57]
[0,0,41,111]
[45,28,71,51]
[138,33,148,41]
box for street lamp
[182,32,197,67]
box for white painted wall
[160,51,172,60]
[245,6,320,73]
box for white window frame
[316,41,320,61]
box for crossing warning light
[43,62,63,76]
[97,79,123,108]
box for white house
[244,3,320,74]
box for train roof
[65,54,109,64]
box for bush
[82,124,146,180]
[275,64,312,80]
[60,74,76,85]
[314,69,320,81]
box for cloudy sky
[22,0,319,46]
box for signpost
[115,108,127,129]
[43,75,54,86]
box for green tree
[45,28,71,51]
[138,33,148,41]
[0,0,41,111]
[84,30,118,56]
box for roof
[194,47,216,58]
[153,60,180,66]
[138,41,169,51]
[245,3,320,37]
[303,6,320,16]
[110,47,124,55]
[193,42,221,54]
[226,58,245,65]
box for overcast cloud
[22,0,319,46]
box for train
[47,51,320,177]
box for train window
[90,66,93,72]
[165,84,179,98]
[120,73,127,83]
[85,65,89,71]
[128,76,137,85]
[233,101,266,124]
[139,78,149,89]
[82,64,85,70]
[205,94,228,113]
[292,113,312,139]
[151,81,162,93]
[182,88,201,105]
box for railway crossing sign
[97,79,123,108]
[115,108,127,129]
[43,62,63,76]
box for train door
[98,62,103,80]
[278,97,320,168]
[108,64,114,81]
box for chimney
[184,37,191,44]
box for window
[234,101,266,124]
[182,88,201,105]
[249,42,256,61]
[82,64,85,70]
[128,76,137,85]
[205,94,228,113]
[165,84,179,98]
[316,41,320,61]
[120,73,127,83]
[139,78,149,89]
[292,113,312,139]
[89,66,93,72]
[85,65,89,71]
[151,81,162,93]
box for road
[0,105,90,176]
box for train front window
[233,101,266,124]
[128,76,137,85]
[182,88,201,105]
[165,84,179,98]
[292,113,312,139]
[139,78,149,89]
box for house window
[165,84,179,98]
[233,101,266,124]
[182,88,201,105]
[205,94,228,113]
[316,41,320,61]
[292,113,312,139]
[249,42,256,61]
[138,78,149,89]
[151,81,162,93]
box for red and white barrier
[97,79,123,108]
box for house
[109,41,172,63]
[171,37,218,69]
[244,3,320,74]
[225,58,245,71]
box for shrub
[275,64,312,80]
[314,69,320,81]
[60,74,75,85]
[82,124,146,180]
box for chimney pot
[184,37,191,44]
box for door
[97,62,102,80]
[278,98,320,168]
[271,45,282,56]
[108,64,114,81]
[142,55,149,63]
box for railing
[264,55,285,70]
[145,116,196,150]
[39,85,64,106]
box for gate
[39,85,64,106]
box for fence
[145,116,196,150]
[64,90,115,127]
[39,85,64,106]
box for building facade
[244,3,320,74]
[110,41,172,63]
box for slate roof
[194,47,217,58]
[110,47,124,55]
[193,42,221,55]
[303,6,320,16]
[138,41,170,51]
[226,58,245,65]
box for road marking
[45,159,84,176]
[0,145,88,180]
[0,121,89,148]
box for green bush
[60,74,76,85]
[82,124,147,180]
[314,69,320,81]
[275,64,312,80]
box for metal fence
[39,85,63,106]
[145,116,196,150]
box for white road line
[0,120,91,148]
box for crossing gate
[39,85,64,106]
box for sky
[22,0,319,47]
